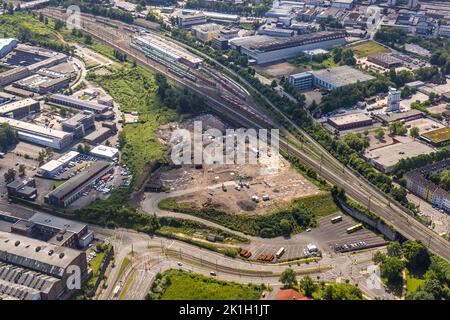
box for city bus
[331,215,343,223]
[276,247,285,258]
[346,224,363,234]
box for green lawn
[405,270,424,296]
[350,41,390,58]
[159,270,263,300]
[89,66,179,175]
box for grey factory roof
[231,31,346,52]
[0,231,81,276]
[328,113,372,126]
[47,161,110,201]
[29,212,87,234]
[0,98,38,114]
[311,66,375,87]
[50,94,109,113]
[0,116,72,139]
[62,111,94,127]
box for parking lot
[242,215,387,262]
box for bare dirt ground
[153,113,321,215]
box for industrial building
[133,35,203,68]
[219,28,239,40]
[45,161,113,208]
[13,74,70,94]
[327,113,373,130]
[97,95,114,107]
[310,66,375,90]
[61,111,95,139]
[49,94,109,115]
[0,117,73,150]
[0,209,93,249]
[364,141,435,173]
[230,31,346,64]
[404,159,450,212]
[83,127,112,145]
[367,52,403,69]
[0,98,40,119]
[257,25,295,37]
[421,127,450,146]
[211,36,230,51]
[288,72,313,91]
[0,230,88,300]
[0,38,18,58]
[374,109,424,125]
[39,151,80,176]
[90,145,119,160]
[6,178,37,201]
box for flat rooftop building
[328,113,373,130]
[90,145,119,159]
[311,66,375,90]
[0,98,40,119]
[45,161,112,208]
[364,141,435,173]
[0,117,73,150]
[421,127,450,146]
[49,94,109,115]
[61,111,95,139]
[374,109,424,125]
[367,52,402,69]
[230,31,346,64]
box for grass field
[89,66,179,175]
[159,270,263,300]
[350,41,390,58]
[405,270,424,296]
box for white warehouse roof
[90,145,119,159]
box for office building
[387,87,401,112]
[404,159,450,212]
[176,12,207,27]
[211,36,229,51]
[61,111,95,139]
[191,23,221,42]
[83,127,112,145]
[288,72,314,91]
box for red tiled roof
[275,289,312,300]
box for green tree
[18,164,26,176]
[4,168,15,183]
[410,127,420,138]
[375,127,385,141]
[387,242,402,258]
[373,251,386,264]
[402,241,430,272]
[279,268,297,288]
[380,257,404,283]
[299,276,316,297]
[279,219,292,236]
[389,121,407,136]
